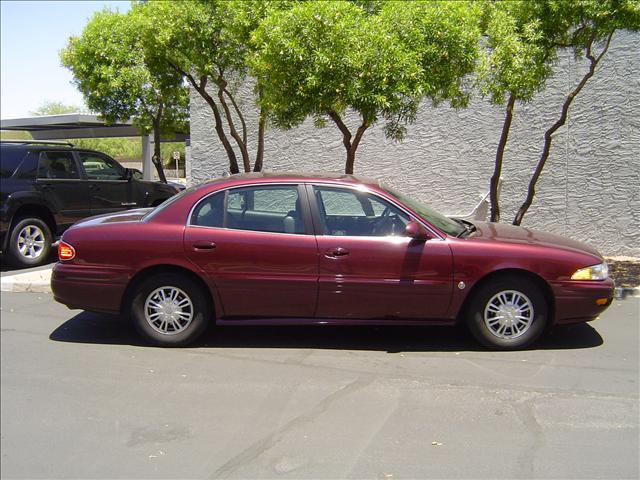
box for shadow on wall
[50,310,603,352]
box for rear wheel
[6,217,52,268]
[131,273,211,347]
[466,276,548,350]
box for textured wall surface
[189,31,640,257]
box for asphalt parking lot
[1,291,638,479]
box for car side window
[79,152,125,180]
[37,151,80,179]
[191,185,305,234]
[314,186,409,237]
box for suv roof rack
[1,139,75,147]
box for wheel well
[120,264,215,317]
[9,204,56,238]
[151,199,165,207]
[457,268,555,324]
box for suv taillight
[58,241,76,261]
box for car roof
[200,171,382,189]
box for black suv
[0,141,181,268]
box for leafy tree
[134,0,287,174]
[478,1,559,222]
[29,101,88,116]
[512,0,640,225]
[251,1,425,174]
[381,1,482,110]
[61,9,188,183]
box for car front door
[184,184,319,318]
[310,184,453,320]
[77,152,133,215]
[36,150,90,229]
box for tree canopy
[61,8,188,182]
[251,1,425,173]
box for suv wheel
[6,217,53,268]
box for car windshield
[382,185,466,237]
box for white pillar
[185,138,192,187]
[141,134,152,181]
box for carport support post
[141,134,152,181]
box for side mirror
[405,221,430,240]
[124,168,133,181]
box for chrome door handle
[192,241,216,251]
[325,247,349,258]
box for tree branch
[513,32,614,225]
[223,87,247,147]
[216,76,251,172]
[490,93,515,222]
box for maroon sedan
[51,173,614,349]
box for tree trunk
[327,111,369,174]
[513,33,613,226]
[489,94,516,222]
[183,73,240,174]
[152,106,167,183]
[254,110,265,172]
[217,78,250,172]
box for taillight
[58,241,76,261]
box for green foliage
[250,1,422,140]
[478,0,640,106]
[134,0,240,80]
[381,1,482,109]
[29,101,88,116]
[60,8,188,136]
[478,1,554,105]
[547,0,640,53]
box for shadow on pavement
[49,311,604,353]
[0,251,57,273]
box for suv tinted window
[0,148,26,178]
[192,185,305,234]
[38,152,80,179]
[79,152,125,180]
[314,186,409,236]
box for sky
[1,0,131,119]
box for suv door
[77,151,134,215]
[36,150,90,229]
[310,184,453,320]
[184,184,319,318]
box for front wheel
[466,276,548,350]
[131,273,211,347]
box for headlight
[571,262,608,280]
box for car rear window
[0,147,27,178]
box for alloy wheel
[483,290,534,339]
[144,286,194,335]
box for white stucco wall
[189,31,640,257]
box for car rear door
[77,151,134,215]
[184,183,319,318]
[309,184,453,320]
[36,150,90,229]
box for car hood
[469,221,602,258]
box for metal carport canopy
[0,114,188,181]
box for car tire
[6,217,53,268]
[466,275,548,350]
[131,273,211,347]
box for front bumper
[51,263,130,314]
[552,278,615,325]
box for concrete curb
[1,267,52,293]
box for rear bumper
[552,278,615,325]
[51,263,130,314]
